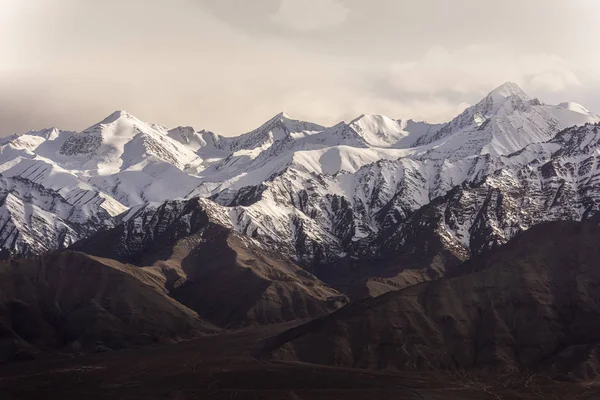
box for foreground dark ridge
[0,252,217,362]
[260,221,600,382]
[2,222,600,398]
[0,199,347,363]
[71,198,347,329]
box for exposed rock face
[377,123,600,259]
[1,83,600,300]
[0,251,215,362]
[0,175,115,258]
[261,222,600,382]
[180,88,599,276]
[72,197,347,328]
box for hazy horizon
[2,0,599,136]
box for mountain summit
[412,81,597,159]
[0,83,598,263]
[98,109,138,125]
[225,112,325,152]
[487,81,531,101]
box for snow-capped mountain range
[1,82,599,266]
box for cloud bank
[0,0,598,136]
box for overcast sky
[1,0,599,136]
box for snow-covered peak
[471,82,532,119]
[99,110,138,125]
[415,84,533,147]
[0,127,71,149]
[348,114,413,148]
[304,122,369,148]
[2,80,600,265]
[227,112,325,152]
[272,111,291,120]
[21,127,64,140]
[48,109,207,207]
[167,126,225,153]
[301,115,428,150]
[70,110,153,143]
[558,102,594,115]
[59,109,195,163]
[411,81,600,160]
[59,112,143,159]
[487,82,530,102]
[259,112,323,136]
[350,114,397,131]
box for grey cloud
[0,0,599,136]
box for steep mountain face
[348,114,438,148]
[224,112,325,152]
[0,175,114,258]
[376,123,600,262]
[262,222,600,381]
[0,251,215,362]
[57,111,195,169]
[0,111,222,258]
[0,82,599,278]
[71,197,234,262]
[58,110,205,206]
[166,126,229,167]
[72,197,347,328]
[0,110,206,209]
[322,122,600,296]
[179,84,600,270]
[0,128,127,216]
[413,82,599,160]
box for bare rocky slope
[320,122,600,298]
[261,221,600,383]
[0,251,216,363]
[72,197,347,328]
